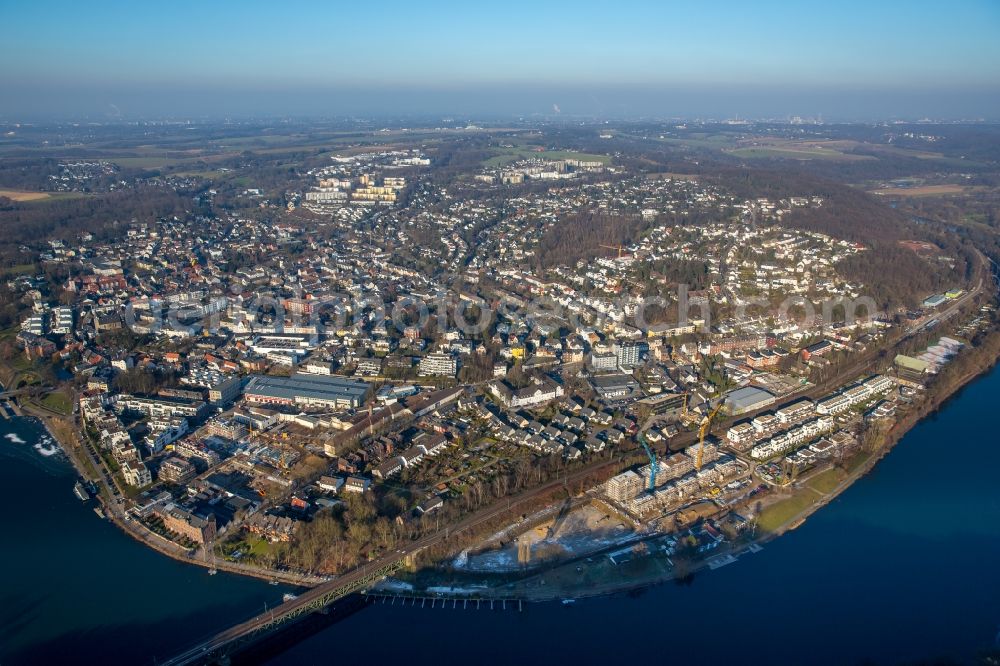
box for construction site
[456,503,639,573]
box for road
[158,250,1000,664]
[162,458,623,665]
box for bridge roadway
[0,385,52,399]
[162,459,624,666]
[167,258,994,665]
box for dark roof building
[243,373,370,409]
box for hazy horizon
[2,0,999,121]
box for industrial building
[637,391,688,417]
[724,386,775,414]
[243,373,371,410]
[922,294,947,308]
[589,372,640,400]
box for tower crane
[696,402,724,471]
[599,243,626,259]
[638,430,657,492]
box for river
[0,415,294,665]
[2,365,1000,665]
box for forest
[535,211,645,269]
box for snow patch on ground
[457,504,639,573]
[426,585,488,595]
[374,579,415,592]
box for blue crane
[638,431,657,492]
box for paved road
[162,251,998,664]
[162,456,623,665]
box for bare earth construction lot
[871,184,966,197]
[0,189,51,202]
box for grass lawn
[222,536,278,561]
[756,492,817,533]
[805,467,846,495]
[41,391,74,415]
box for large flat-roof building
[922,294,947,308]
[117,394,210,421]
[637,392,688,416]
[243,373,371,410]
[724,386,775,414]
[589,372,640,400]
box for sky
[2,0,999,120]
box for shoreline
[5,337,998,602]
[392,352,1000,603]
[9,400,325,588]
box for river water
[2,365,1000,665]
[0,415,293,665]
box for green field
[756,492,817,533]
[727,146,873,161]
[649,134,738,150]
[220,535,280,562]
[41,391,74,415]
[805,467,845,495]
[109,156,218,169]
[2,263,36,276]
[171,169,230,180]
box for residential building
[122,460,152,487]
[418,353,457,377]
[488,377,564,409]
[605,470,643,503]
[158,504,216,545]
[159,456,196,484]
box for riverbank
[387,336,1000,603]
[16,313,1000,603]
[0,417,296,666]
[13,397,328,588]
[271,359,1000,666]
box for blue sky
[2,0,999,119]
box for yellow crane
[696,402,724,471]
[599,243,626,259]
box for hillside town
[2,141,987,581]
